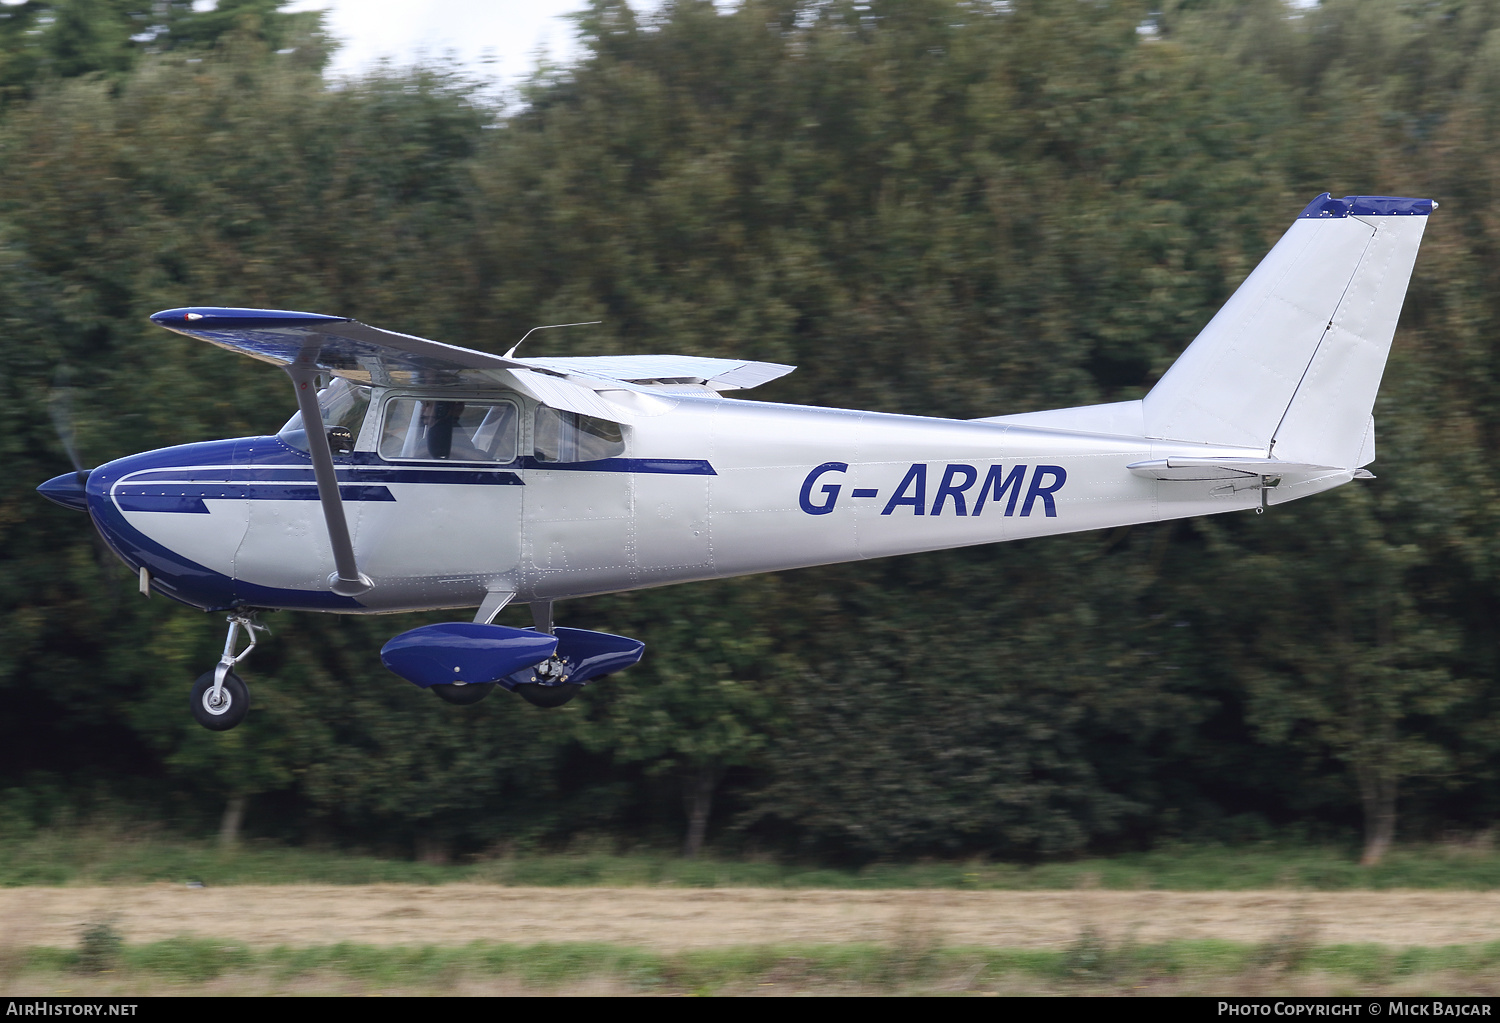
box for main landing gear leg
[190,612,267,731]
[516,600,580,707]
[531,600,554,635]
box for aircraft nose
[37,470,91,512]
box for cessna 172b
[38,192,1435,730]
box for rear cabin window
[533,408,626,462]
[379,398,519,463]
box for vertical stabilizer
[1141,194,1434,465]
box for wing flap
[504,368,647,421]
[518,354,795,390]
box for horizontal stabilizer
[1127,456,1373,481]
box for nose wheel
[190,613,266,731]
[190,669,249,730]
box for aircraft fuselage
[79,390,1343,615]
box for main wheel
[514,682,582,708]
[431,682,491,705]
[190,670,250,731]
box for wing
[149,307,796,420]
[150,307,524,379]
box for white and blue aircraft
[38,192,1435,730]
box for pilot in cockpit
[380,397,517,463]
[420,401,462,460]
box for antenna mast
[504,321,602,359]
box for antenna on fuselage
[504,321,602,359]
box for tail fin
[1141,193,1435,466]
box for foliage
[15,934,1500,995]
[0,0,1498,862]
[10,822,1500,889]
[73,918,121,973]
[0,1,329,107]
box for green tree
[3,0,1499,861]
[1197,492,1469,865]
[575,579,785,857]
[0,0,328,107]
[0,49,518,848]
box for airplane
[37,192,1435,730]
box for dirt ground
[3,886,1499,951]
[14,969,1500,999]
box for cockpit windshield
[277,378,373,454]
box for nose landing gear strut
[190,612,268,731]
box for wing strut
[287,355,372,597]
[474,588,515,625]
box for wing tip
[150,307,350,330]
[1298,193,1438,219]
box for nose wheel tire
[190,670,250,731]
[431,682,491,705]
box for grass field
[7,935,1500,996]
[5,822,1500,889]
[5,825,1500,995]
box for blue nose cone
[37,470,91,512]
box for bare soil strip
[4,886,1499,951]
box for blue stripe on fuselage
[126,467,524,486]
[117,458,713,517]
[516,456,716,475]
[115,483,398,514]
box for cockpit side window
[379,397,519,463]
[533,407,626,462]
[277,378,373,455]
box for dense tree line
[1,0,1497,864]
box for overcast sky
[280,0,603,84]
